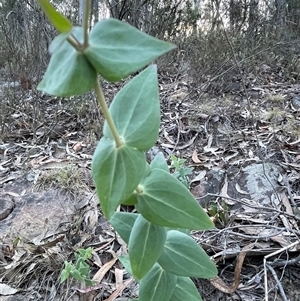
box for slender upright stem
[94,81,123,148]
[83,0,91,48]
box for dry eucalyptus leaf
[192,149,201,164]
[0,283,20,295]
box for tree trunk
[287,0,300,33]
[92,0,99,25]
[79,0,84,24]
[274,0,286,39]
[248,0,259,35]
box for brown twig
[209,243,255,293]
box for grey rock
[241,163,282,206]
[0,195,14,221]
[292,94,300,109]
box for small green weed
[170,154,193,188]
[60,247,95,286]
[207,200,229,227]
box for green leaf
[71,269,84,282]
[119,255,133,276]
[49,32,69,54]
[38,27,97,97]
[166,227,190,235]
[77,262,89,277]
[38,0,72,33]
[110,212,139,243]
[129,215,167,280]
[139,263,176,301]
[103,65,160,150]
[150,152,169,173]
[63,261,72,273]
[158,230,217,278]
[84,18,176,82]
[170,155,186,169]
[92,137,146,218]
[170,276,203,301]
[137,169,215,230]
[60,262,72,283]
[121,192,138,205]
[84,278,95,286]
[77,247,93,261]
[60,269,69,283]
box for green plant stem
[67,34,81,51]
[83,0,91,48]
[94,81,123,147]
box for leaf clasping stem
[67,34,81,51]
[66,0,90,52]
[94,81,123,148]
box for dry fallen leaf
[73,142,83,152]
[190,170,206,183]
[235,183,249,195]
[0,283,19,295]
[115,268,123,290]
[103,278,133,301]
[92,251,118,283]
[209,243,255,293]
[192,149,201,163]
[220,175,235,205]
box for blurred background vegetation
[1,0,300,89]
[0,0,300,138]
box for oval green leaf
[38,0,72,33]
[139,263,176,301]
[84,18,176,82]
[103,65,160,151]
[38,27,97,96]
[170,276,203,301]
[166,227,190,235]
[49,32,69,54]
[109,212,139,244]
[137,169,215,230]
[92,137,146,218]
[129,215,166,280]
[158,230,217,278]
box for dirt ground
[1,67,300,300]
